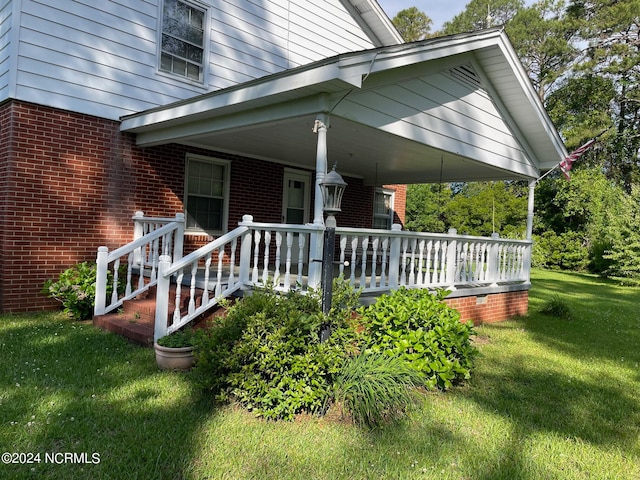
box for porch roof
[120,28,567,184]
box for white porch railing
[94,212,184,316]
[334,226,530,294]
[94,213,531,342]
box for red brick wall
[0,100,398,312]
[445,290,529,324]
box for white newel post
[94,246,109,316]
[309,115,329,289]
[388,224,402,288]
[132,211,144,266]
[173,213,185,262]
[154,254,172,342]
[238,215,254,288]
[488,232,501,286]
[446,228,458,290]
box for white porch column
[308,114,328,288]
[526,180,536,240]
[312,115,328,226]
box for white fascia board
[492,32,568,164]
[133,94,328,147]
[341,0,403,46]
[120,63,359,133]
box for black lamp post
[318,165,347,341]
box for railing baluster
[188,262,197,315]
[262,231,271,284]
[111,258,120,305]
[408,238,417,286]
[274,231,282,286]
[174,269,184,325]
[202,252,211,305]
[371,237,379,288]
[216,250,224,298]
[126,252,133,297]
[296,233,305,286]
[229,238,237,287]
[400,238,408,286]
[360,237,369,287]
[350,237,358,285]
[417,239,425,285]
[339,236,347,277]
[380,237,388,287]
[252,230,261,284]
[284,232,293,291]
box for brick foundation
[445,289,529,324]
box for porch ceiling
[121,28,567,185]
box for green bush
[333,351,423,428]
[359,287,477,390]
[156,328,205,348]
[532,231,589,270]
[42,262,101,320]
[42,261,126,320]
[192,280,363,420]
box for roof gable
[121,28,567,182]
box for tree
[392,7,433,41]
[507,0,579,101]
[442,0,523,34]
[405,183,449,233]
[567,0,640,190]
[604,185,640,277]
[442,182,528,237]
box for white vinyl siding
[7,0,377,120]
[0,0,14,101]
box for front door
[282,169,311,225]
[282,169,311,264]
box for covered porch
[99,28,566,341]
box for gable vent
[448,64,483,89]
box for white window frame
[373,188,395,230]
[183,154,231,235]
[157,0,208,84]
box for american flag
[559,139,596,180]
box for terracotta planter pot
[154,343,195,371]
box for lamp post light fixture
[318,165,347,341]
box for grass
[1,269,640,479]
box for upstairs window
[160,0,205,82]
[373,188,394,229]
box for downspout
[308,114,329,288]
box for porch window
[373,188,394,229]
[159,0,206,82]
[184,155,230,233]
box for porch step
[93,286,230,346]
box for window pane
[185,158,227,232]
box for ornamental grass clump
[333,351,423,428]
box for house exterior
[0,0,567,323]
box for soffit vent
[352,0,372,14]
[448,63,483,89]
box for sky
[377,0,472,31]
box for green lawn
[1,269,639,479]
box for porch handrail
[334,225,531,293]
[154,215,325,341]
[94,213,184,316]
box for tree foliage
[392,7,433,41]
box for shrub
[192,279,364,420]
[359,287,477,390]
[42,262,101,320]
[333,352,423,428]
[42,262,125,320]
